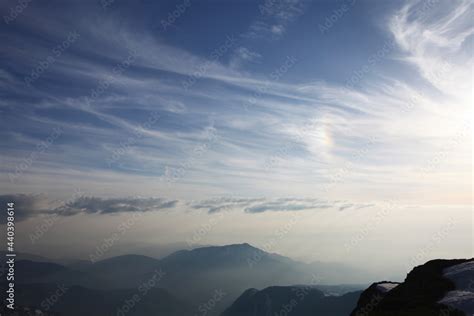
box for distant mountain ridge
[7,243,366,315]
[14,259,105,289]
[0,282,194,316]
[83,254,160,288]
[3,245,473,316]
[220,285,362,316]
[148,243,367,313]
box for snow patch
[439,261,474,315]
[439,291,474,315]
[444,261,474,277]
[444,261,474,290]
[376,283,399,293]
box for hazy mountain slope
[6,248,471,316]
[153,244,294,314]
[139,243,367,315]
[159,243,368,283]
[153,243,322,314]
[82,254,160,288]
[14,260,104,289]
[1,282,195,316]
[0,251,50,262]
[307,260,372,284]
[351,258,473,316]
[15,260,67,280]
[221,285,361,316]
[6,244,367,316]
[158,243,279,269]
[12,255,163,290]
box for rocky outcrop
[351,259,473,316]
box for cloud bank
[0,194,375,222]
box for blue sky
[0,0,472,268]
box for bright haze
[0,0,472,281]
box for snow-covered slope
[439,261,474,315]
[375,282,399,293]
[351,258,473,315]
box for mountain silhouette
[7,244,365,315]
[221,285,361,316]
[145,243,365,314]
[11,245,473,316]
[1,282,194,316]
[83,254,160,288]
[14,260,105,289]
[350,258,473,315]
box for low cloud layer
[188,197,374,214]
[0,194,54,223]
[0,194,178,222]
[0,194,375,222]
[57,196,178,215]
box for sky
[0,0,472,278]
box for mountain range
[9,244,369,314]
[2,244,472,315]
[221,286,362,316]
